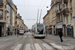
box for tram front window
[37,25,44,34]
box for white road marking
[14,44,22,50]
[24,36,27,38]
[28,36,30,37]
[34,43,42,50]
[31,44,35,50]
[25,44,31,50]
[42,43,53,50]
[12,45,17,49]
[50,43,64,49]
[62,46,75,49]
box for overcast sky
[13,0,51,29]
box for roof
[43,10,50,19]
[9,0,14,5]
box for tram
[32,23,46,38]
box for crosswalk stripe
[25,44,31,50]
[14,44,22,50]
[63,46,75,49]
[42,43,53,50]
[31,44,35,50]
[50,43,64,49]
[34,43,42,50]
[24,36,27,38]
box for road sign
[73,16,75,18]
[45,26,47,28]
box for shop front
[56,22,63,35]
[0,23,4,37]
[48,28,52,34]
[67,25,73,37]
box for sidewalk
[47,34,75,46]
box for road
[0,32,75,50]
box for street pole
[37,9,39,24]
[39,9,42,24]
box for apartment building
[6,0,17,35]
[17,14,27,31]
[0,0,7,37]
[43,1,56,35]
[43,0,75,38]
[62,0,74,37]
[43,10,50,34]
[11,5,17,35]
[54,0,75,37]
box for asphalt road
[0,32,75,50]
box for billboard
[0,10,3,18]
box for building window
[0,0,3,5]
[57,4,60,10]
[70,0,72,8]
[0,10,3,18]
[71,13,72,22]
[64,17,66,23]
[66,3,68,8]
[67,15,69,23]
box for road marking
[50,43,64,49]
[34,43,42,50]
[31,44,35,50]
[14,44,22,50]
[24,36,27,38]
[28,36,30,37]
[42,43,53,50]
[62,46,75,49]
[25,44,31,50]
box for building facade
[0,0,7,37]
[17,14,28,31]
[43,10,50,34]
[43,0,75,38]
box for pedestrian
[58,30,63,42]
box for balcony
[0,0,3,7]
[56,0,62,4]
[62,8,69,15]
[64,0,68,3]
[56,9,61,15]
[51,0,61,7]
[70,7,72,12]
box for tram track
[20,35,28,50]
[4,36,24,50]
[40,39,58,50]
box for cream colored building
[11,5,17,35]
[17,14,27,31]
[43,2,56,34]
[6,0,17,35]
[0,0,7,37]
[43,0,75,38]
[43,10,50,34]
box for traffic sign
[73,16,75,18]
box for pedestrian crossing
[12,43,75,50]
[24,36,33,38]
[42,43,53,50]
[34,43,42,50]
[25,44,31,50]
[14,44,22,50]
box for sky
[13,0,51,29]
